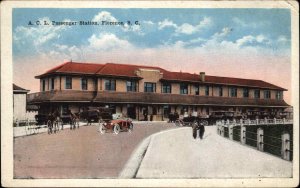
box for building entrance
[127,106,136,119]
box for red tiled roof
[35,62,287,91]
[96,63,166,77]
[36,62,104,77]
[161,72,286,90]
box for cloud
[87,33,133,51]
[14,17,67,47]
[236,34,270,47]
[143,20,154,25]
[122,23,144,35]
[212,27,233,40]
[158,17,212,35]
[277,35,290,43]
[92,11,118,22]
[158,19,177,30]
[232,17,264,28]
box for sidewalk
[13,122,88,137]
[120,126,292,178]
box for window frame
[162,82,172,94]
[127,80,137,92]
[254,89,260,99]
[205,85,209,96]
[144,82,156,93]
[104,79,116,91]
[264,90,271,99]
[229,87,237,97]
[180,83,188,95]
[81,78,88,90]
[219,86,223,97]
[243,88,249,98]
[42,79,46,91]
[50,78,55,90]
[194,85,199,95]
[65,76,72,89]
[276,91,283,100]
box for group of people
[192,120,205,140]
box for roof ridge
[65,61,105,66]
[105,62,166,70]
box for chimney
[200,72,205,82]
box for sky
[13,8,291,103]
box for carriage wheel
[175,120,182,127]
[99,123,106,134]
[128,123,133,133]
[113,124,120,134]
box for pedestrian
[192,119,205,139]
[199,120,205,139]
[192,120,199,139]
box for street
[14,122,177,178]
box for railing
[14,118,46,136]
[216,118,293,127]
[217,121,293,161]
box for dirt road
[14,122,176,178]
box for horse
[70,112,80,130]
[53,110,61,133]
[46,112,56,134]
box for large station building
[27,61,289,121]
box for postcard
[1,0,299,187]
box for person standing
[192,119,205,139]
[199,120,205,139]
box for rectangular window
[180,83,188,94]
[264,90,271,99]
[50,78,55,90]
[276,91,283,100]
[254,89,260,99]
[243,88,249,98]
[162,83,172,93]
[81,78,88,90]
[194,85,199,95]
[42,79,46,91]
[229,87,237,97]
[205,85,209,96]
[219,86,223,97]
[127,81,137,92]
[65,76,72,89]
[105,79,116,91]
[144,82,156,92]
[94,79,97,90]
